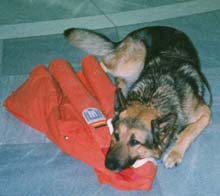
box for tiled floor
[0,0,193,25]
[0,1,220,196]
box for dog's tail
[64,28,116,56]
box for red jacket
[4,56,157,191]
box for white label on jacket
[82,108,106,125]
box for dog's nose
[105,157,121,171]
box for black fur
[123,26,212,129]
[64,26,212,170]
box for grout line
[0,0,220,40]
[89,0,121,40]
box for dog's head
[105,101,177,171]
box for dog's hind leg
[163,104,211,168]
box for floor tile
[2,34,84,75]
[0,0,102,25]
[92,0,192,14]
[0,75,27,104]
[0,107,47,145]
[115,10,220,52]
[106,0,220,27]
[2,27,119,75]
[0,75,47,144]
[0,40,3,75]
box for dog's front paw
[163,150,183,168]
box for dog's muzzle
[105,151,136,172]
[105,155,122,171]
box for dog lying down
[64,26,212,171]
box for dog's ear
[116,88,127,113]
[112,88,127,126]
[151,113,177,148]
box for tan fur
[110,124,155,164]
[64,27,212,170]
[115,102,162,159]
[101,37,146,92]
[114,99,212,167]
[163,104,211,168]
[120,102,158,130]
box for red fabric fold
[4,56,157,191]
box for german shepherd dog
[64,26,212,170]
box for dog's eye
[129,138,141,146]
